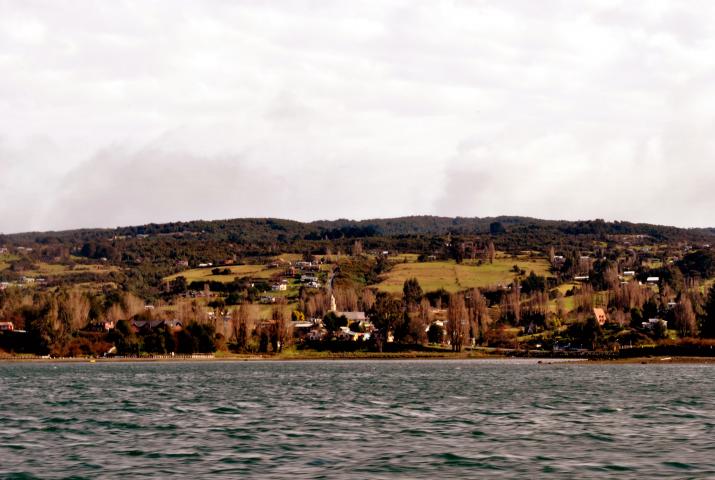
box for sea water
[1,360,714,478]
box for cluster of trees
[0,285,231,356]
[3,213,715,357]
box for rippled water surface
[1,360,714,479]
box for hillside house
[0,322,14,332]
[642,318,667,330]
[593,308,608,326]
[130,318,183,333]
[307,329,326,341]
[328,294,368,328]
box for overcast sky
[1,0,714,233]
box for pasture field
[388,253,420,263]
[29,262,119,277]
[164,264,280,284]
[556,282,578,294]
[0,259,119,278]
[272,253,303,263]
[550,295,575,314]
[376,257,552,294]
[0,254,20,271]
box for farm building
[593,308,608,326]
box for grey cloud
[44,148,289,230]
[38,139,433,231]
[2,1,715,231]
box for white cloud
[1,0,715,232]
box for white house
[642,318,667,330]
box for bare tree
[361,288,376,312]
[335,287,359,311]
[556,295,567,320]
[122,293,145,318]
[231,303,255,352]
[487,241,496,264]
[614,281,650,311]
[603,265,620,291]
[447,294,468,352]
[57,289,90,332]
[176,299,208,325]
[501,281,521,324]
[105,303,124,324]
[270,300,291,353]
[575,284,594,312]
[465,289,491,345]
[674,297,697,337]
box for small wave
[210,406,242,414]
[662,461,695,470]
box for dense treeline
[3,216,712,250]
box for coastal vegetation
[2,216,715,359]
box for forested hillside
[2,216,715,358]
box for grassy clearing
[376,258,552,294]
[14,262,119,278]
[0,254,20,271]
[556,282,578,294]
[40,263,118,276]
[272,253,303,263]
[390,253,420,263]
[164,264,280,284]
[550,296,575,314]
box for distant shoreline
[2,354,715,364]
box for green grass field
[28,263,119,277]
[376,257,552,293]
[0,258,119,278]
[0,254,19,271]
[164,264,281,284]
